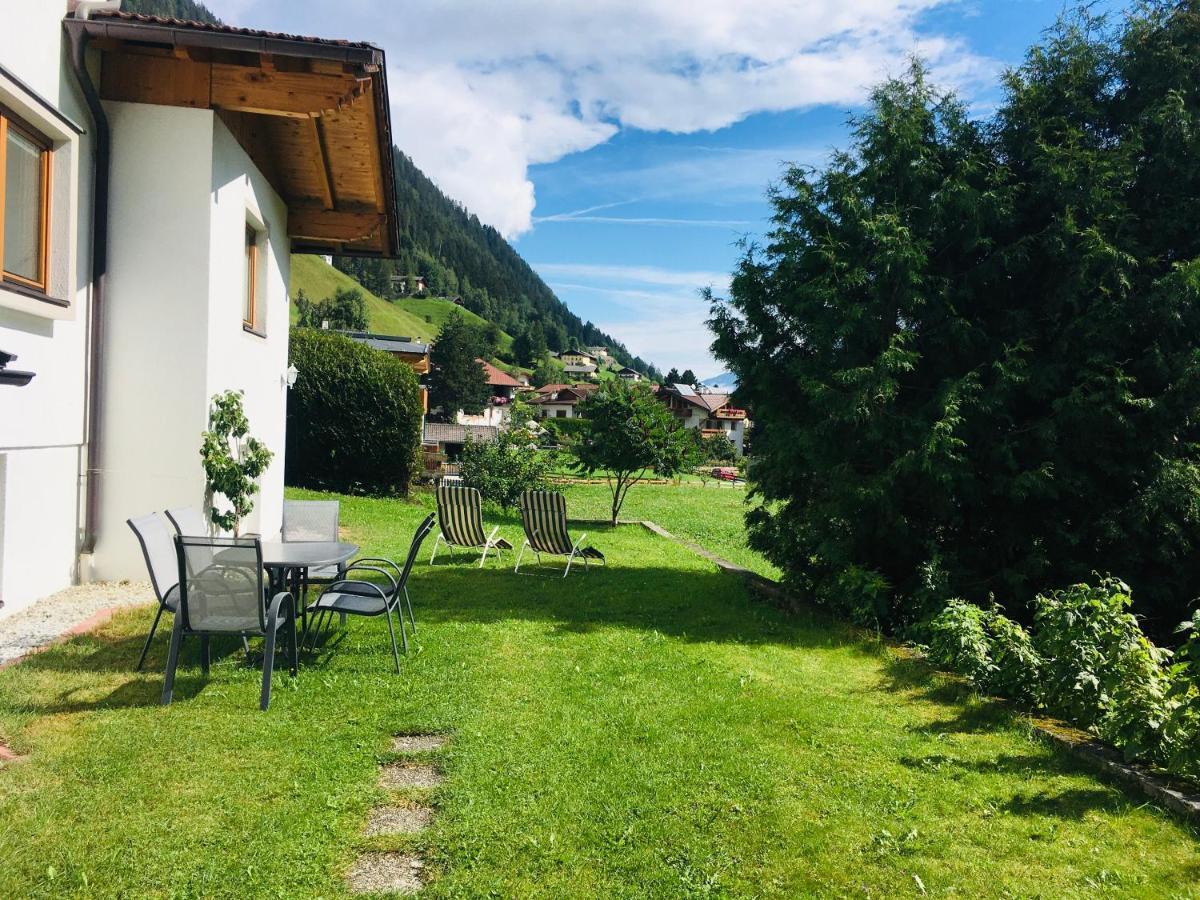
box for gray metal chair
[303,514,435,673]
[127,512,181,671]
[163,535,296,711]
[164,506,210,537]
[282,499,345,582]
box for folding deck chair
[431,483,512,567]
[515,489,605,577]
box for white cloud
[229,1,996,237]
[539,263,732,373]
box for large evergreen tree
[710,3,1200,636]
[429,312,489,420]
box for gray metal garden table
[259,540,358,631]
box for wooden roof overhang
[63,12,399,257]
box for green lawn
[289,255,513,351]
[550,477,778,580]
[0,486,1196,897]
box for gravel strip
[0,581,154,666]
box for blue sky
[215,1,1131,377]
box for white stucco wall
[206,117,289,541]
[0,3,93,618]
[91,105,289,580]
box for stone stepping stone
[392,733,448,753]
[380,762,442,790]
[346,851,424,895]
[365,805,434,836]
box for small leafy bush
[1164,611,1200,779]
[286,329,422,494]
[924,600,1040,702]
[461,402,553,510]
[1031,579,1171,753]
[924,578,1196,778]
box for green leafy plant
[573,381,691,525]
[1163,611,1200,778]
[461,399,554,510]
[924,599,1041,703]
[199,390,273,534]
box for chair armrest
[323,579,388,601]
[266,590,293,625]
[350,557,403,582]
[340,563,398,592]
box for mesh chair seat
[309,589,389,617]
[282,500,340,542]
[127,512,184,670]
[304,515,437,673]
[164,535,298,711]
[306,563,343,581]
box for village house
[563,362,598,380]
[559,349,596,367]
[0,4,399,617]
[657,383,749,455]
[456,359,522,428]
[586,345,609,362]
[616,366,642,382]
[528,382,596,419]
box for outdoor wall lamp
[285,363,299,389]
[0,349,35,387]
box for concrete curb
[636,518,1200,824]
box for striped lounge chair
[431,484,512,567]
[515,490,605,577]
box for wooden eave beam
[288,209,385,242]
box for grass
[289,255,513,350]
[0,484,1196,897]
[550,476,779,579]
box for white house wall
[0,4,92,618]
[205,117,289,540]
[90,101,216,581]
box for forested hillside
[336,151,660,379]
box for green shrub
[1164,611,1200,779]
[539,416,590,444]
[461,402,553,510]
[286,329,422,494]
[926,600,994,687]
[924,600,1040,702]
[1031,578,1172,757]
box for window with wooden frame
[0,107,52,293]
[243,225,258,330]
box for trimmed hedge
[538,416,590,443]
[286,328,422,494]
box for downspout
[65,22,110,556]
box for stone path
[346,733,449,895]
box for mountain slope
[339,151,662,380]
[290,255,512,349]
